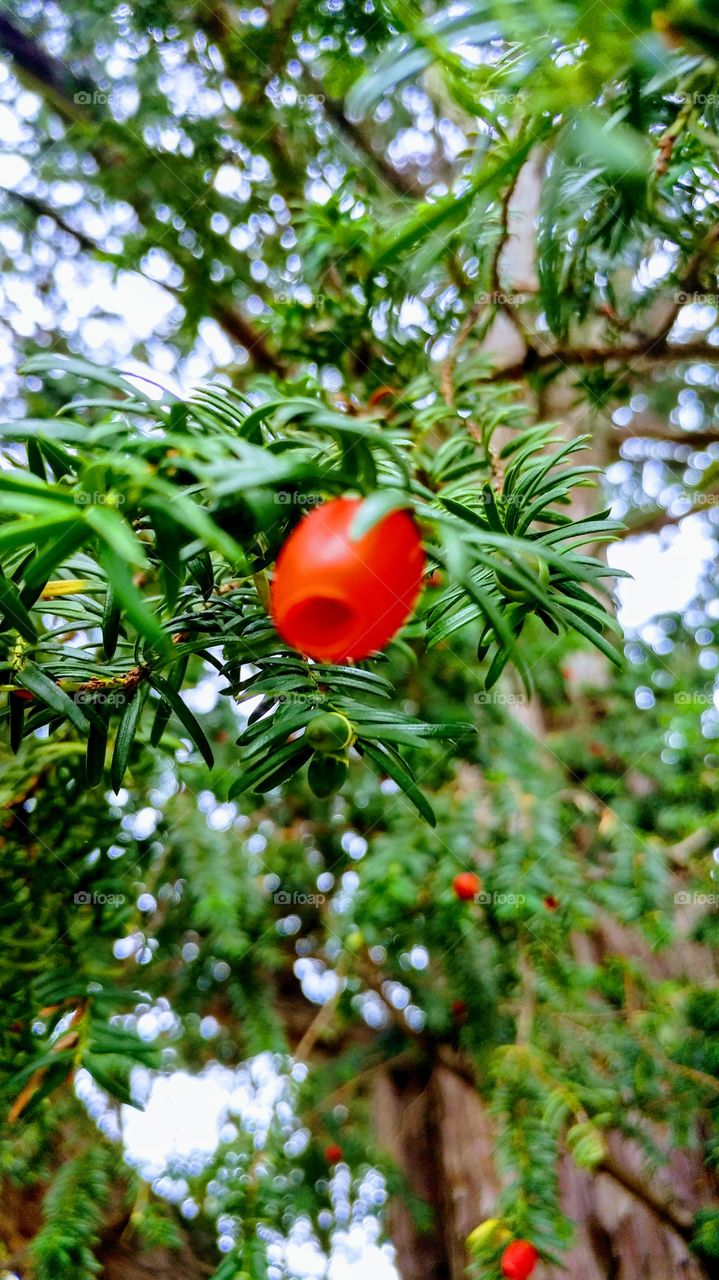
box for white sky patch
[52,261,176,341]
[181,672,222,715]
[634,249,675,289]
[198,316,236,366]
[0,154,31,187]
[329,1243,397,1280]
[118,354,186,398]
[0,104,27,143]
[671,303,719,340]
[609,515,716,629]
[110,271,177,338]
[122,1070,230,1179]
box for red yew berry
[451,1000,468,1019]
[271,497,425,663]
[324,1143,343,1164]
[452,872,481,901]
[543,895,559,911]
[501,1240,538,1280]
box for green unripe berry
[495,552,550,603]
[305,712,354,753]
[308,750,349,798]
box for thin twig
[596,1151,694,1240]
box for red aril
[452,872,481,901]
[501,1240,538,1279]
[271,497,425,663]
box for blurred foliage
[0,0,718,1278]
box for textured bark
[374,1061,501,1280]
[373,1063,715,1280]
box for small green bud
[305,712,354,753]
[495,552,550,603]
[308,750,349,798]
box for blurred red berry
[453,872,481,901]
[543,895,559,911]
[324,1143,343,1164]
[451,1000,468,1019]
[271,497,425,663]
[501,1240,538,1279]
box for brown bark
[373,1063,714,1280]
[374,1061,501,1280]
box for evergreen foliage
[0,1,718,1277]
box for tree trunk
[373,1063,714,1280]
